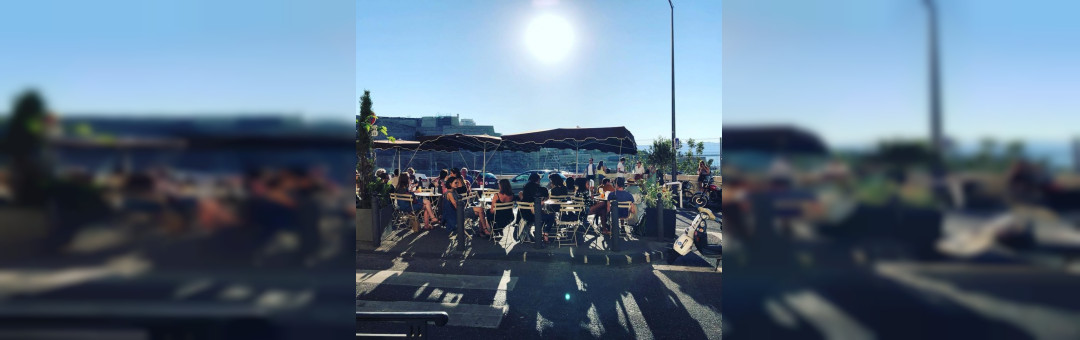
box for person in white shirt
[583,158,600,193]
[633,161,645,181]
[616,158,627,178]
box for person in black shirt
[520,173,545,202]
[548,173,568,197]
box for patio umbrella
[502,127,638,173]
[416,134,538,182]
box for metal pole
[669,0,677,197]
[534,196,544,249]
[925,0,945,178]
[371,193,381,248]
[455,191,465,250]
[609,197,619,251]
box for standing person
[597,161,607,186]
[585,158,597,192]
[617,158,627,178]
[634,161,645,181]
[697,160,712,193]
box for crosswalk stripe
[781,290,876,340]
[651,264,721,273]
[356,270,518,292]
[877,263,1080,339]
[356,269,517,329]
[652,270,722,340]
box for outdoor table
[664,181,684,209]
[413,192,442,221]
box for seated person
[394,174,434,230]
[606,177,637,231]
[487,179,518,230]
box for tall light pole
[668,0,676,186]
[924,0,945,175]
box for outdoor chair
[554,203,585,247]
[489,202,516,244]
[617,201,635,237]
[515,201,535,243]
[390,193,421,231]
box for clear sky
[0,0,354,122]
[356,0,722,145]
[724,0,1080,147]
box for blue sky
[356,0,722,145]
[0,0,354,122]
[724,0,1080,147]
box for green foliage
[641,181,674,209]
[644,137,675,172]
[356,90,393,208]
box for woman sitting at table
[597,161,607,185]
[519,173,545,202]
[395,174,434,230]
[486,179,518,229]
[442,176,492,237]
[432,169,448,193]
[566,178,577,196]
[549,173,569,197]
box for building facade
[372,114,498,140]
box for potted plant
[356,90,395,244]
[641,181,677,239]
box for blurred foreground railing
[0,308,274,340]
[355,311,449,339]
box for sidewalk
[357,226,674,266]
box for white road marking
[764,298,799,330]
[652,270,723,340]
[651,264,721,273]
[877,263,1080,339]
[782,290,875,340]
[581,303,606,338]
[0,254,150,299]
[356,270,518,291]
[356,269,516,329]
[173,279,214,300]
[617,292,654,340]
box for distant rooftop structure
[368,114,498,140]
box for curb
[357,247,671,267]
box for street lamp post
[924,0,945,177]
[668,0,676,192]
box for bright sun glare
[525,14,574,63]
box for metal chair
[554,203,585,247]
[489,201,516,244]
[617,201,635,237]
[515,201,536,243]
[390,193,421,231]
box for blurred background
[722,0,1080,339]
[0,1,356,339]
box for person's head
[499,179,513,196]
[620,157,626,163]
[598,161,605,168]
[451,167,460,176]
[376,168,386,177]
[460,168,469,176]
[636,161,642,167]
[378,171,390,183]
[407,167,414,174]
[699,160,706,168]
[566,179,576,192]
[529,173,541,184]
[615,177,626,189]
[392,169,400,177]
[549,173,564,187]
[589,158,594,164]
[602,178,611,186]
[396,174,410,191]
[439,169,448,180]
[450,176,464,189]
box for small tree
[356,90,394,209]
[645,137,675,174]
[3,90,52,207]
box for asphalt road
[355,252,723,340]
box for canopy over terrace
[721,125,829,155]
[414,134,539,179]
[501,127,638,173]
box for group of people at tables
[388,163,637,243]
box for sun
[525,14,575,63]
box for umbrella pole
[576,146,580,175]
